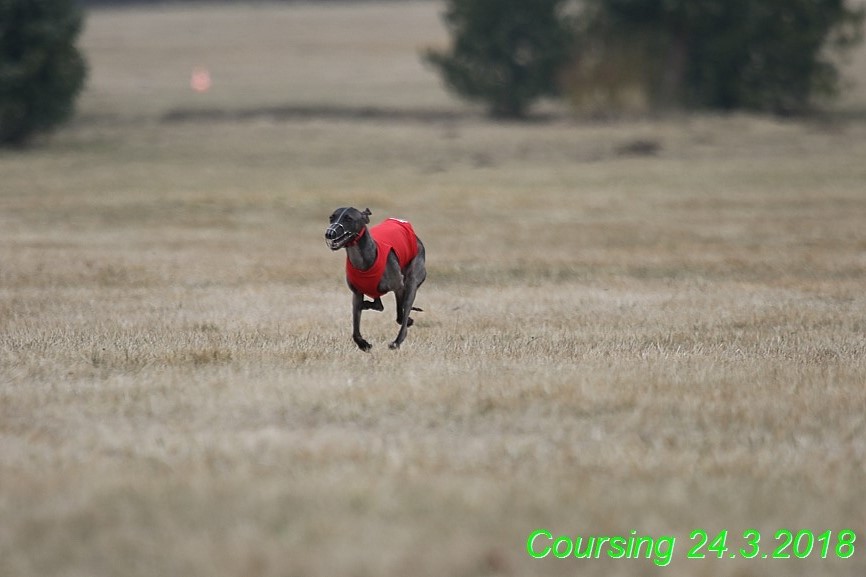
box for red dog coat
[346,218,419,298]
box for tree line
[2,0,864,146]
[426,0,865,117]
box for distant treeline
[77,0,421,5]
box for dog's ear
[362,208,372,223]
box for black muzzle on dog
[325,223,356,250]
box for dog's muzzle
[325,223,355,250]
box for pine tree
[1,0,87,146]
[425,0,574,118]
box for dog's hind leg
[394,300,423,324]
[390,281,422,349]
[351,291,372,352]
[394,285,414,328]
[389,244,426,350]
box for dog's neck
[345,226,377,271]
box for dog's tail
[411,307,423,312]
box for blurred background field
[1,2,865,577]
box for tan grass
[2,3,866,577]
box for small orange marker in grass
[190,67,212,93]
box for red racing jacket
[346,218,419,298]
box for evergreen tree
[1,0,87,146]
[425,0,574,118]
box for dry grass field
[2,2,866,576]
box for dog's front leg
[352,291,372,352]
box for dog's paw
[395,317,414,327]
[362,299,384,312]
[388,341,401,350]
[354,337,372,352]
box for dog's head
[325,207,371,250]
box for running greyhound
[325,207,426,351]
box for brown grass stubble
[3,117,865,577]
[2,5,866,577]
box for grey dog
[325,207,426,351]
